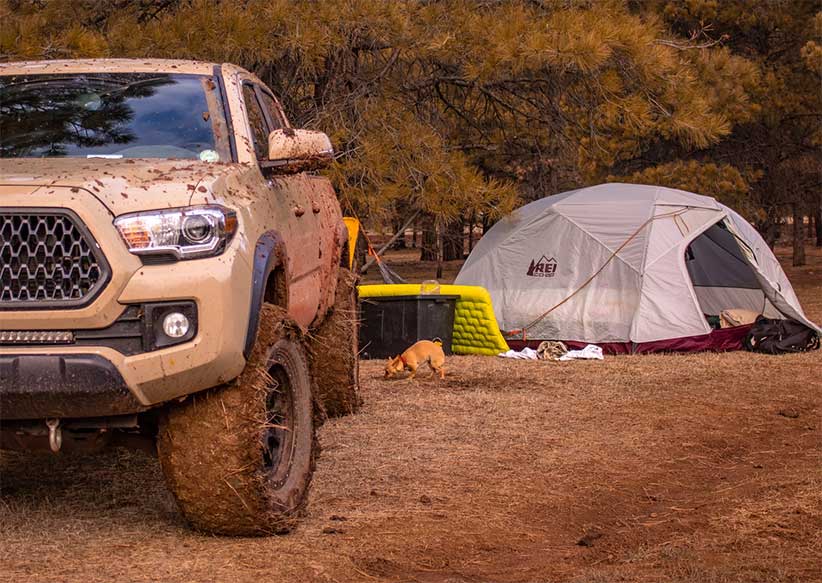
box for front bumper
[1,196,253,420]
[0,354,144,419]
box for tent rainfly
[455,183,820,353]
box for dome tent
[455,183,819,353]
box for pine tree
[638,0,821,262]
[4,0,808,261]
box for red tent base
[506,324,753,355]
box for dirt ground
[1,248,820,583]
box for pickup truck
[0,59,359,535]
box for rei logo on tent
[527,255,557,278]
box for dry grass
[1,247,820,583]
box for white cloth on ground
[498,344,604,361]
[558,344,604,361]
[497,347,540,360]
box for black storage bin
[359,294,458,359]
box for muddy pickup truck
[0,59,359,535]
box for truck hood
[0,158,253,216]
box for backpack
[743,316,820,354]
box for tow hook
[46,419,62,453]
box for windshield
[0,73,231,161]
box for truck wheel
[353,229,367,273]
[309,267,361,420]
[157,305,316,536]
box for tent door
[684,220,777,318]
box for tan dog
[384,340,446,380]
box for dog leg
[430,364,444,380]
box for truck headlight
[114,206,237,260]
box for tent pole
[360,210,421,274]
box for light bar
[0,331,75,344]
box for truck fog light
[163,312,190,339]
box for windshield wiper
[96,77,171,97]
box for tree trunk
[468,211,476,252]
[420,215,436,261]
[390,216,407,249]
[758,211,780,249]
[442,218,463,261]
[792,204,806,267]
[422,216,466,262]
[480,213,500,235]
[435,221,444,280]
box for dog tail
[432,337,443,346]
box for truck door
[256,90,342,316]
[241,83,322,328]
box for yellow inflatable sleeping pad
[358,284,509,355]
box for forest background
[2,0,820,271]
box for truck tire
[157,305,316,535]
[353,229,367,273]
[308,267,361,420]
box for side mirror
[265,128,334,174]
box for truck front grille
[0,209,110,309]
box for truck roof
[0,58,220,76]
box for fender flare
[244,231,288,359]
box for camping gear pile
[744,317,821,354]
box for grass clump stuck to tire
[157,304,316,536]
[308,267,361,421]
